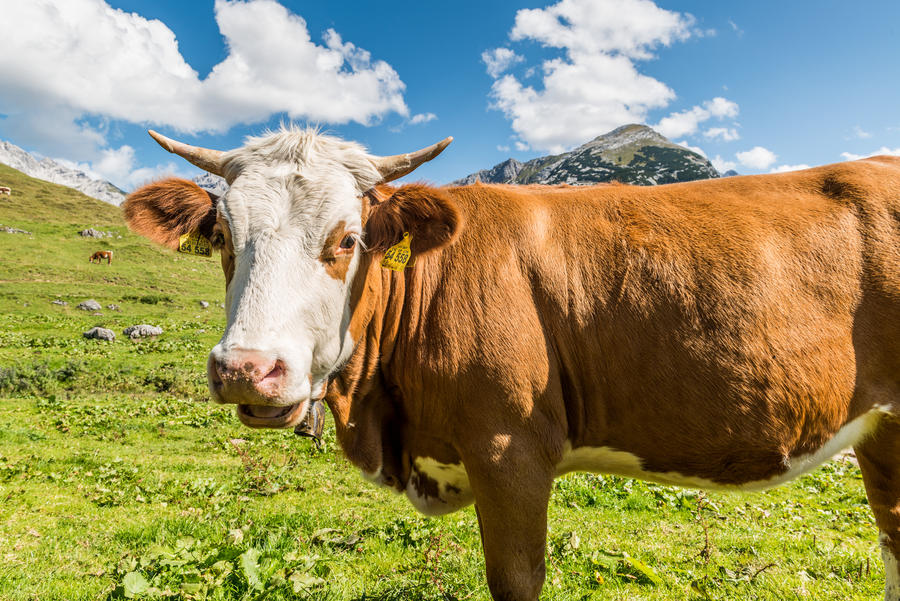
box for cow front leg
[466,453,553,601]
[855,417,900,600]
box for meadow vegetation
[0,165,885,599]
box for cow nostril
[261,361,285,383]
[215,359,229,380]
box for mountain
[192,172,228,196]
[0,140,126,206]
[0,162,122,227]
[453,124,720,186]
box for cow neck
[323,250,411,475]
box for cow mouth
[236,402,306,428]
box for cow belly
[405,457,474,516]
[557,405,891,490]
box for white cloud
[841,147,900,161]
[770,164,810,173]
[55,147,189,189]
[736,146,777,170]
[710,155,736,173]
[703,127,740,141]
[0,0,411,187]
[655,97,739,139]
[851,125,872,139]
[409,113,437,125]
[654,105,708,139]
[510,0,694,59]
[482,48,524,78]
[496,144,511,152]
[485,0,701,153]
[676,140,706,157]
[705,97,739,118]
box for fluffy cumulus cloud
[703,127,740,141]
[736,146,777,170]
[56,150,187,189]
[710,155,736,173]
[841,147,900,161]
[482,48,524,78]
[409,113,437,125]
[654,97,738,139]
[483,0,739,154]
[769,164,810,173]
[0,0,410,187]
[485,0,693,153]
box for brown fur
[89,250,112,264]
[123,156,900,600]
[324,157,900,600]
[318,220,353,281]
[213,212,235,287]
[123,178,217,249]
[365,184,462,255]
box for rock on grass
[123,324,163,339]
[77,299,102,311]
[83,327,115,341]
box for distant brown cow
[89,250,113,264]
[0,186,10,195]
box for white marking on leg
[881,532,900,601]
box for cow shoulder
[123,178,217,250]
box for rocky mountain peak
[0,140,126,205]
[452,125,719,187]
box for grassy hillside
[0,166,886,600]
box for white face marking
[208,129,381,406]
[557,405,891,491]
[405,457,474,516]
[881,532,900,601]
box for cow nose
[208,349,286,400]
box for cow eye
[339,234,356,250]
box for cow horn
[147,130,225,177]
[371,137,453,183]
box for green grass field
[0,165,886,600]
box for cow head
[123,128,457,429]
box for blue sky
[1,0,898,189]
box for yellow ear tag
[381,232,412,271]
[177,231,212,257]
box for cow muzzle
[207,349,309,429]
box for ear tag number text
[381,232,411,271]
[178,231,212,257]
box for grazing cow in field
[0,186,10,195]
[123,127,900,601]
[89,250,113,264]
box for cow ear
[123,178,218,250]
[364,184,461,256]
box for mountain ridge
[0,140,126,206]
[453,124,720,186]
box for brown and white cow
[89,250,113,264]
[0,186,11,195]
[123,127,900,601]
